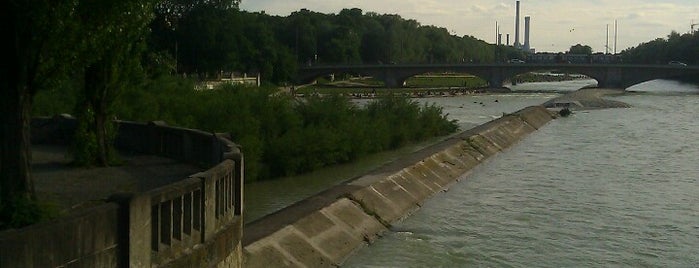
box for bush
[33,75,459,182]
[0,196,60,230]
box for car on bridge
[508,59,526,64]
[668,61,687,66]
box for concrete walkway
[32,145,201,213]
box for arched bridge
[298,63,699,89]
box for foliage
[39,79,457,182]
[148,7,500,84]
[2,0,88,211]
[73,0,155,166]
[568,44,593,55]
[71,107,121,166]
[621,31,699,64]
[0,196,59,230]
[405,76,487,88]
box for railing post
[109,193,152,268]
[193,171,218,241]
[147,121,168,155]
[235,157,244,216]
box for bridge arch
[298,64,699,89]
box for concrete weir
[243,105,556,267]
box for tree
[1,0,156,227]
[1,0,84,224]
[621,31,699,64]
[568,44,593,55]
[151,0,241,76]
[73,0,155,166]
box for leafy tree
[73,0,156,166]
[568,44,593,55]
[176,6,242,78]
[2,0,158,227]
[150,0,240,77]
[155,0,240,28]
[1,0,83,222]
[621,31,698,64]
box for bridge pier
[375,69,408,88]
[595,67,624,88]
[488,77,505,88]
[479,67,507,89]
[383,77,406,88]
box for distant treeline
[621,31,699,65]
[151,6,525,83]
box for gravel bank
[543,88,630,110]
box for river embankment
[242,105,557,267]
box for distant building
[196,72,260,90]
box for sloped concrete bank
[243,105,556,267]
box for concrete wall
[0,203,123,268]
[3,116,244,268]
[243,105,555,267]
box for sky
[240,0,699,53]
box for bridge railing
[147,177,205,264]
[2,115,244,267]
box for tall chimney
[507,34,510,46]
[524,16,531,51]
[614,20,618,54]
[514,1,521,48]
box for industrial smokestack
[524,16,531,51]
[514,1,521,48]
[614,20,618,54]
[507,34,510,46]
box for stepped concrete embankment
[243,105,556,267]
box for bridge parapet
[298,64,699,89]
[2,115,244,268]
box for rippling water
[344,80,699,267]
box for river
[343,79,699,267]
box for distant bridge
[298,63,699,89]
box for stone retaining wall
[243,105,555,267]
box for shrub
[0,196,60,230]
[33,74,459,182]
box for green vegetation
[34,79,458,182]
[295,75,488,96]
[568,44,593,55]
[406,76,487,88]
[150,7,527,83]
[621,31,699,65]
[514,73,586,83]
[0,196,59,230]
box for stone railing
[1,115,244,267]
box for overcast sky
[240,0,698,53]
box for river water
[344,79,699,267]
